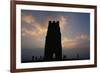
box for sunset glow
[21,10,90,49]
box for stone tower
[44,21,62,61]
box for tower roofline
[49,21,59,24]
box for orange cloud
[21,15,68,48]
[59,16,67,30]
[21,14,49,49]
[22,25,47,39]
[62,37,77,48]
[24,15,68,39]
[80,34,89,40]
[21,14,48,38]
[21,14,89,49]
[21,25,47,48]
[62,34,89,49]
[22,15,35,24]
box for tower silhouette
[44,21,62,61]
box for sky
[21,10,90,61]
[21,10,90,49]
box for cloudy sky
[21,10,90,50]
[21,10,90,62]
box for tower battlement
[49,21,59,24]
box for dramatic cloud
[62,34,89,49]
[21,10,90,49]
[22,15,67,36]
[22,15,35,24]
